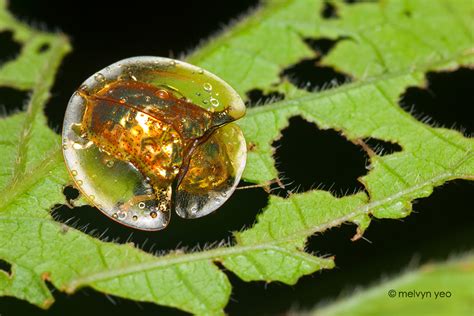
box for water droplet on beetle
[94,73,106,83]
[210,97,219,107]
[203,83,212,92]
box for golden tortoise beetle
[62,56,246,230]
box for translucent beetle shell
[62,56,246,230]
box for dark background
[1,0,473,315]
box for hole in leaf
[245,89,285,106]
[63,185,79,202]
[363,138,402,156]
[0,87,29,113]
[52,182,268,253]
[304,37,344,56]
[0,31,22,65]
[37,43,50,53]
[273,116,366,195]
[321,1,339,19]
[0,259,12,275]
[226,180,474,315]
[400,68,473,135]
[281,58,351,92]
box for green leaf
[0,0,473,315]
[302,254,474,316]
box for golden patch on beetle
[62,57,246,230]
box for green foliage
[0,0,473,314]
[304,254,474,316]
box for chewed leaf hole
[0,87,29,113]
[0,259,12,275]
[0,31,22,65]
[321,1,339,19]
[281,58,351,91]
[63,185,80,202]
[304,37,345,56]
[37,43,50,53]
[273,116,366,195]
[245,89,285,106]
[363,138,402,156]
[400,68,474,135]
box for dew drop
[77,179,83,186]
[112,213,118,219]
[150,211,157,218]
[198,69,204,74]
[106,160,115,168]
[132,215,138,221]
[118,211,127,219]
[138,202,146,209]
[71,170,78,176]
